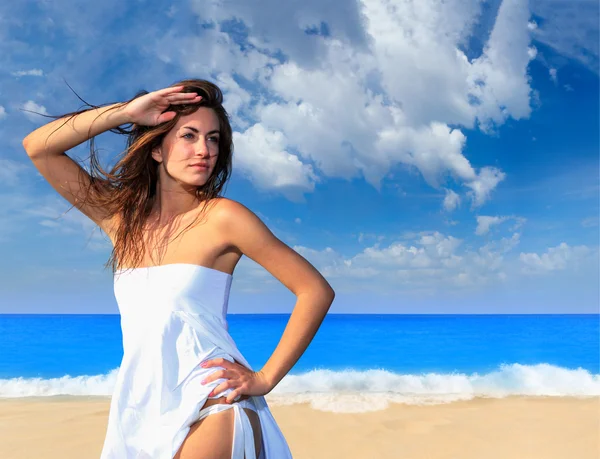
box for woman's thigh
[174,396,263,459]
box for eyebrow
[182,126,220,136]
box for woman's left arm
[213,198,335,391]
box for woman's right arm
[22,103,131,233]
[22,86,201,235]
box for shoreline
[0,396,598,458]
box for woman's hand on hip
[200,357,273,403]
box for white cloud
[0,159,32,187]
[3,0,538,208]
[232,123,318,201]
[520,243,592,274]
[27,199,110,251]
[21,100,49,122]
[465,167,507,208]
[294,230,524,293]
[509,217,527,232]
[191,0,368,66]
[476,215,509,235]
[155,26,279,83]
[443,189,461,212]
[530,0,599,74]
[214,73,253,129]
[155,0,535,205]
[0,106,6,120]
[476,215,526,235]
[467,0,536,131]
[0,192,108,250]
[549,67,558,84]
[11,69,44,77]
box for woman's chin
[175,178,209,190]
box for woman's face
[152,107,221,189]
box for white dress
[100,263,293,458]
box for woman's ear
[151,146,163,163]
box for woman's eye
[183,133,194,139]
[209,137,220,143]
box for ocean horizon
[1,313,598,412]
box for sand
[0,396,598,458]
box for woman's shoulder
[208,197,263,233]
[209,197,251,217]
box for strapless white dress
[100,263,293,459]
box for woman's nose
[195,140,209,157]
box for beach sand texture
[0,396,598,458]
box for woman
[22,79,335,458]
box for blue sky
[0,0,598,314]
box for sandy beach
[0,396,597,458]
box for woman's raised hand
[124,85,202,126]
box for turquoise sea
[1,313,598,412]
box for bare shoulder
[209,197,267,250]
[210,197,274,245]
[209,197,256,224]
[212,197,334,298]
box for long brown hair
[45,78,233,273]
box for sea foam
[1,363,598,413]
